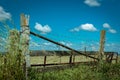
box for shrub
[0,29,25,80]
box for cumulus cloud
[91,46,96,50]
[0,6,11,21]
[108,29,117,33]
[103,23,117,34]
[43,42,52,46]
[84,0,101,7]
[106,43,115,47]
[70,27,80,32]
[103,23,111,28]
[35,22,52,34]
[60,41,66,45]
[42,42,72,50]
[30,41,41,47]
[66,43,72,47]
[70,23,97,32]
[60,41,72,47]
[30,42,56,49]
[81,23,97,31]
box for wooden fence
[31,52,118,67]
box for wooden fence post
[69,51,73,65]
[44,56,47,67]
[84,47,87,58]
[98,30,106,63]
[20,13,30,80]
[73,52,75,63]
[116,53,118,63]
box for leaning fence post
[20,13,30,80]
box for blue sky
[0,0,120,53]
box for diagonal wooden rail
[30,31,99,61]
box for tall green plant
[0,24,25,79]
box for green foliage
[28,65,102,80]
[28,68,41,80]
[0,29,26,80]
[97,62,120,80]
[28,62,120,80]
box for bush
[0,29,26,80]
[97,61,120,80]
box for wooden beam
[30,31,99,61]
[31,61,97,67]
[44,56,47,67]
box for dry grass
[30,55,97,64]
[30,54,120,64]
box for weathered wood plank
[30,31,99,61]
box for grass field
[30,55,97,64]
[30,54,119,64]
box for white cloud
[60,41,66,45]
[60,41,72,47]
[103,23,117,34]
[70,27,80,32]
[70,23,97,32]
[108,29,117,33]
[66,43,72,47]
[105,43,116,47]
[43,42,52,46]
[0,6,11,21]
[35,22,52,34]
[30,42,41,47]
[91,46,96,50]
[71,27,78,32]
[84,0,101,7]
[103,23,111,28]
[81,23,97,31]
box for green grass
[29,55,120,80]
[29,62,120,80]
